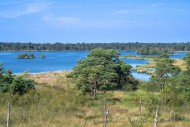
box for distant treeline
[0,42,190,54]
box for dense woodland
[1,42,190,54]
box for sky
[0,0,189,43]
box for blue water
[169,51,187,59]
[0,51,186,81]
[0,51,88,73]
[120,58,149,68]
[131,71,150,81]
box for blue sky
[0,0,189,43]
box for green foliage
[0,65,35,95]
[69,48,138,94]
[0,64,3,79]
[141,52,190,122]
[183,52,190,72]
[168,71,190,105]
[159,53,169,58]
[137,47,161,55]
[149,58,181,91]
[137,46,174,55]
[29,54,35,58]
[141,81,160,92]
[161,85,184,112]
[1,42,190,52]
[155,58,180,76]
[0,85,85,127]
[0,65,190,126]
[10,76,35,95]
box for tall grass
[0,72,190,127]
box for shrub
[0,66,35,95]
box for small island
[18,54,35,59]
[17,54,46,59]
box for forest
[1,42,190,54]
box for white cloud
[0,1,52,19]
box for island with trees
[17,54,35,59]
[17,54,46,59]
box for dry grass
[173,59,186,70]
[26,71,71,86]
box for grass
[0,71,190,127]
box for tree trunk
[117,75,122,88]
[160,74,164,91]
[93,88,96,100]
[93,81,97,100]
[173,111,176,122]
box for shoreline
[0,50,189,53]
[0,50,89,52]
[16,70,72,75]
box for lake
[0,51,186,81]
